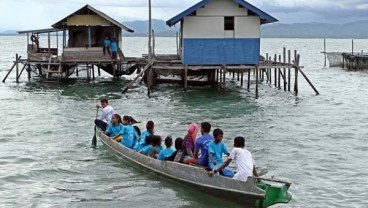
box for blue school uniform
[104,39,110,47]
[120,125,135,149]
[111,41,118,52]
[139,144,152,155]
[133,130,151,151]
[208,141,234,178]
[195,134,214,166]
[105,122,124,137]
[158,148,175,161]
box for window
[224,16,234,31]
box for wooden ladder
[45,55,62,80]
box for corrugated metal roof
[18,28,63,34]
[166,0,278,26]
[52,4,134,33]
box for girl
[120,115,139,149]
[133,120,154,151]
[182,123,198,164]
[103,114,123,142]
[138,135,154,155]
[148,135,163,159]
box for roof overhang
[166,0,278,27]
[52,4,134,33]
[18,28,63,34]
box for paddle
[91,108,99,148]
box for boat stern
[255,181,292,208]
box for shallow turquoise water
[1,36,368,208]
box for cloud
[1,0,368,30]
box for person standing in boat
[111,37,118,60]
[120,115,138,149]
[210,136,259,181]
[133,120,154,151]
[208,129,234,178]
[103,35,111,56]
[184,122,213,166]
[182,123,198,164]
[158,136,175,161]
[95,99,114,131]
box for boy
[185,122,213,166]
[103,35,111,56]
[110,37,118,60]
[211,136,259,181]
[95,99,114,131]
[158,136,175,161]
[208,129,234,178]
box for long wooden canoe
[96,130,292,207]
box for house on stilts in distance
[3,4,142,82]
[122,0,319,97]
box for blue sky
[0,0,368,30]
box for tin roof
[166,0,278,26]
[52,4,134,33]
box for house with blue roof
[167,0,277,65]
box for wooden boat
[96,130,292,208]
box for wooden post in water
[274,54,277,87]
[324,38,327,67]
[16,54,19,83]
[269,57,272,85]
[278,55,281,89]
[352,39,354,55]
[92,65,95,80]
[241,69,244,87]
[222,65,226,91]
[87,64,90,81]
[27,63,31,81]
[294,50,299,94]
[247,68,251,90]
[283,47,287,91]
[98,66,101,76]
[255,65,259,98]
[184,65,188,91]
[288,50,291,91]
[266,53,269,84]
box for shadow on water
[19,78,128,101]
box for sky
[0,0,368,31]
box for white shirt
[229,147,255,182]
[100,105,114,123]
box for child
[120,115,138,149]
[148,135,163,159]
[103,35,111,56]
[103,114,123,142]
[208,128,234,178]
[166,137,183,161]
[111,37,118,60]
[182,123,198,164]
[133,121,154,151]
[138,135,154,155]
[158,136,175,161]
[211,136,259,181]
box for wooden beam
[2,55,21,83]
[122,60,153,94]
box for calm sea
[1,36,368,208]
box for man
[210,136,259,181]
[95,99,114,131]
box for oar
[91,108,99,148]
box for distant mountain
[261,20,368,38]
[122,19,368,38]
[123,19,178,37]
[0,30,18,35]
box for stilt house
[166,0,277,65]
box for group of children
[103,35,118,60]
[95,99,259,182]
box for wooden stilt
[27,63,31,81]
[2,55,21,83]
[241,70,244,87]
[92,65,95,80]
[184,64,188,91]
[237,69,240,81]
[283,48,287,91]
[76,65,79,77]
[274,55,277,87]
[278,55,281,89]
[16,54,19,83]
[294,50,298,94]
[247,69,251,90]
[288,50,291,91]
[222,65,226,91]
[98,66,101,76]
[269,57,272,84]
[17,64,27,80]
[255,65,259,98]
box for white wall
[235,16,260,38]
[183,16,224,38]
[196,0,248,16]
